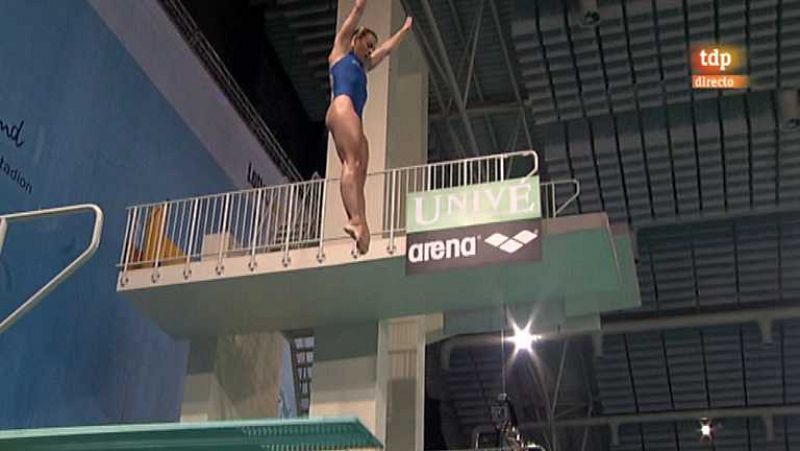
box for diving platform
[117,151,640,338]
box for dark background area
[179,0,328,179]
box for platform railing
[118,151,580,285]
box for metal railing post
[554,180,581,217]
[282,184,296,267]
[120,208,138,286]
[388,170,398,254]
[317,180,328,263]
[151,201,169,283]
[249,189,263,271]
[119,208,133,271]
[216,193,231,275]
[183,198,200,279]
[295,185,308,245]
[262,188,275,251]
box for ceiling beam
[635,202,800,230]
[487,0,534,149]
[417,0,482,156]
[439,304,800,370]
[401,1,469,157]
[430,99,522,121]
[520,404,799,444]
[443,0,501,154]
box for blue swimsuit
[330,51,368,118]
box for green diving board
[0,417,383,451]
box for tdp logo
[691,44,748,90]
[691,44,744,74]
[699,48,732,71]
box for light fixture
[507,319,541,355]
[699,418,713,440]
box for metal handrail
[0,204,104,335]
[117,151,580,283]
[127,150,540,211]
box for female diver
[326,0,413,254]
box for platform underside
[120,213,640,337]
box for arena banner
[405,218,542,274]
[405,177,541,274]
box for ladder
[287,329,315,416]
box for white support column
[310,322,390,442]
[310,316,435,450]
[311,0,429,444]
[385,316,427,451]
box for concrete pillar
[324,0,428,241]
[309,322,390,441]
[180,332,288,421]
[310,316,438,450]
[310,0,429,444]
[385,316,427,451]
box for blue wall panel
[0,0,236,428]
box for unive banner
[406,176,541,234]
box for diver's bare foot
[343,223,358,241]
[356,225,370,255]
[343,222,370,255]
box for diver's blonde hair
[353,26,378,41]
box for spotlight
[779,89,800,132]
[699,418,713,440]
[507,320,541,354]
